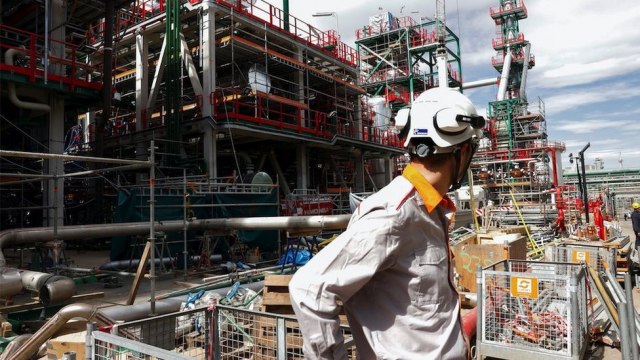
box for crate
[551,243,616,274]
[452,233,527,292]
[477,260,588,360]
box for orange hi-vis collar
[402,163,456,213]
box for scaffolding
[0,0,406,233]
[471,0,565,229]
[355,12,462,113]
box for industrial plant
[0,0,638,359]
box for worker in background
[289,87,485,359]
[632,202,640,249]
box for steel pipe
[10,303,103,360]
[4,48,51,112]
[18,270,76,305]
[99,280,265,321]
[40,276,77,306]
[0,269,76,305]
[98,254,223,271]
[0,334,32,360]
[0,214,351,266]
[0,268,22,297]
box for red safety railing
[355,15,420,40]
[410,28,438,47]
[214,0,358,67]
[85,0,359,68]
[211,90,402,148]
[490,0,528,19]
[86,0,167,45]
[0,24,102,91]
[492,51,535,68]
[492,33,526,49]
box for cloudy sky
[286,0,640,170]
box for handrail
[84,0,359,67]
[0,24,102,91]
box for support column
[135,31,149,184]
[200,0,218,179]
[296,145,308,190]
[383,155,393,185]
[201,1,217,179]
[296,48,306,128]
[45,0,66,228]
[47,96,65,228]
[354,150,365,193]
[204,130,217,180]
[135,31,149,133]
[355,96,363,140]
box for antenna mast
[435,0,449,88]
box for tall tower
[472,0,565,227]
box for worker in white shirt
[289,87,485,359]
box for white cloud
[294,0,640,169]
[543,82,640,115]
[553,119,630,134]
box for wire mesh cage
[477,260,588,360]
[91,304,358,360]
[93,306,210,359]
[212,305,357,360]
[551,243,616,275]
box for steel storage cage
[90,304,357,360]
[550,243,617,275]
[476,260,588,360]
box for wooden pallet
[252,274,302,359]
[260,274,295,314]
[251,274,351,359]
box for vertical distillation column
[201,0,217,180]
[489,0,530,162]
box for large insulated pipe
[10,303,102,360]
[100,280,265,322]
[436,49,449,88]
[98,254,223,271]
[100,298,184,322]
[0,268,22,297]
[496,50,512,101]
[0,214,351,266]
[5,48,51,112]
[19,270,76,305]
[0,269,75,305]
[519,43,531,101]
[461,78,497,90]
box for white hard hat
[395,88,484,154]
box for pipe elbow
[40,276,77,306]
[4,46,51,112]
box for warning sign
[510,276,539,299]
[571,250,590,264]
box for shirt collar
[402,163,456,213]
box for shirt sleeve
[289,212,396,359]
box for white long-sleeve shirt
[289,164,467,359]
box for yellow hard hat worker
[633,202,640,209]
